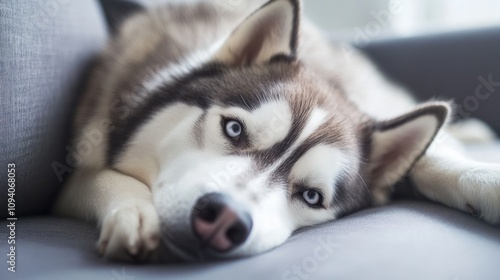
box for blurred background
[303,0,500,40]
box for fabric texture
[0,0,107,218]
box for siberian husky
[53,0,500,262]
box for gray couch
[1,1,500,279]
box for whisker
[354,170,371,197]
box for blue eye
[225,120,242,138]
[302,190,322,206]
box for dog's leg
[410,132,500,224]
[53,168,161,261]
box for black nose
[191,193,253,252]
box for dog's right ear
[101,0,145,34]
[213,0,301,66]
[367,102,451,204]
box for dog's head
[124,0,450,261]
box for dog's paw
[459,163,500,224]
[97,201,161,262]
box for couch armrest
[0,1,107,218]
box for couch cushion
[0,0,107,218]
[2,200,499,280]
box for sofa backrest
[360,27,500,134]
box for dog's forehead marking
[262,107,329,177]
[142,38,225,94]
[249,100,292,150]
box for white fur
[447,118,497,144]
[411,133,500,223]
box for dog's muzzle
[191,192,253,252]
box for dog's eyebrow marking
[249,100,292,150]
[295,109,328,144]
[259,108,328,180]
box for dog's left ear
[214,0,300,66]
[368,102,451,197]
